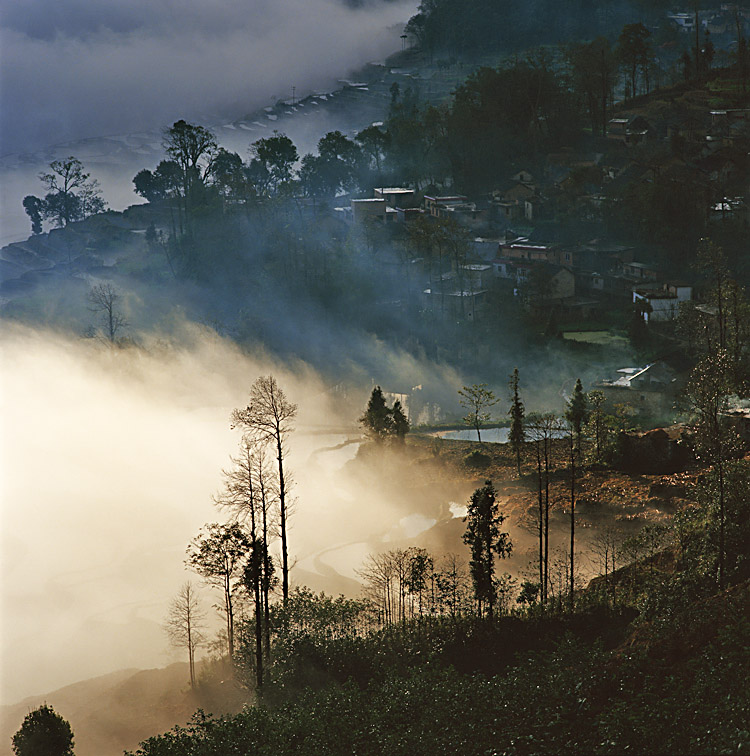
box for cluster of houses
[668,4,750,36]
[329,79,750,329]
[342,184,696,327]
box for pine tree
[391,400,410,443]
[565,378,589,447]
[463,480,512,619]
[360,386,393,442]
[508,368,525,477]
[587,389,606,462]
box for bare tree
[527,413,561,604]
[165,582,206,689]
[358,551,397,625]
[590,527,622,607]
[434,553,472,618]
[87,283,128,343]
[458,383,498,443]
[232,376,297,604]
[359,548,430,624]
[214,436,278,683]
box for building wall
[351,199,386,223]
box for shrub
[464,450,491,469]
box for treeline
[406,0,683,59]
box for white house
[633,282,692,322]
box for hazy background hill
[1,661,245,756]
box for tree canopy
[463,480,512,618]
[24,156,106,231]
[12,705,74,756]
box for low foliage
[463,449,491,469]
[129,588,749,755]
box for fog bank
[1,0,416,156]
[0,322,472,704]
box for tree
[248,132,298,197]
[214,436,277,680]
[163,120,218,188]
[564,381,587,611]
[681,50,693,81]
[703,29,715,71]
[527,412,560,603]
[591,528,622,607]
[232,376,297,604]
[242,537,266,690]
[87,283,128,343]
[691,240,750,388]
[298,153,328,199]
[458,383,498,443]
[355,125,390,182]
[566,37,618,135]
[22,195,44,234]
[391,400,410,443]
[12,705,74,756]
[358,388,410,445]
[162,120,219,226]
[463,481,512,618]
[165,582,206,689]
[566,424,578,611]
[405,547,434,616]
[587,389,607,462]
[209,149,245,201]
[187,522,250,659]
[565,378,589,447]
[733,8,748,92]
[133,160,182,203]
[617,22,652,98]
[684,350,738,589]
[358,550,398,624]
[445,60,579,192]
[360,386,392,442]
[508,368,525,476]
[308,130,364,196]
[24,157,106,230]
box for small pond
[438,428,510,443]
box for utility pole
[291,86,296,107]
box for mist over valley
[2,0,750,753]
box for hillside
[1,661,245,756]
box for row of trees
[133,121,389,213]
[404,0,675,59]
[456,369,594,609]
[167,375,296,690]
